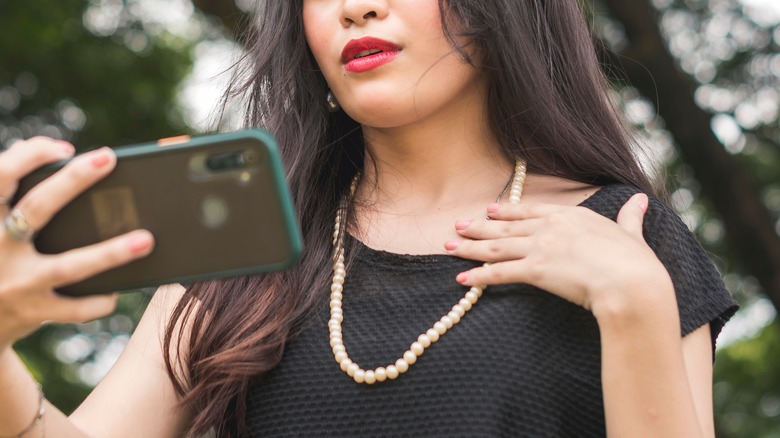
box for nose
[341,0,388,26]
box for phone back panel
[16,130,302,296]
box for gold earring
[326,90,340,112]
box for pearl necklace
[329,159,527,384]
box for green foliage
[0,0,194,150]
[715,319,780,438]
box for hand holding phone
[15,129,302,296]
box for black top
[245,184,738,437]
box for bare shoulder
[522,174,601,207]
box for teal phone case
[16,129,302,296]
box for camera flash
[201,195,229,228]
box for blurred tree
[714,321,780,437]
[0,0,195,150]
[595,0,780,325]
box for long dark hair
[164,0,655,436]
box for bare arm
[598,293,714,437]
[1,285,191,438]
[70,284,192,437]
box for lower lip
[344,51,400,73]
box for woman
[0,0,737,436]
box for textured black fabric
[245,184,738,437]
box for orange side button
[157,135,191,147]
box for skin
[0,0,715,436]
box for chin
[342,100,416,128]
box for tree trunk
[190,0,247,39]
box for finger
[42,292,119,325]
[13,147,115,230]
[445,236,530,263]
[455,259,531,286]
[486,202,563,221]
[455,217,543,240]
[40,229,155,288]
[0,137,75,196]
[616,193,648,239]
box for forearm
[0,347,90,438]
[597,296,706,437]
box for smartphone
[15,129,302,296]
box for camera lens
[243,149,259,164]
[206,151,245,171]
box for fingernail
[487,203,501,214]
[455,219,472,230]
[57,141,75,157]
[90,148,111,168]
[444,240,460,251]
[635,194,649,213]
[456,272,468,284]
[127,231,154,254]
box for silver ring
[4,208,35,242]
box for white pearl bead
[332,344,345,354]
[331,313,343,323]
[330,338,342,348]
[465,291,478,304]
[375,367,387,382]
[335,351,347,362]
[333,274,345,283]
[447,311,461,324]
[354,370,365,383]
[330,299,342,308]
[330,284,343,293]
[364,370,376,385]
[347,363,359,377]
[340,359,352,372]
[328,320,340,328]
[386,365,399,379]
[331,292,343,301]
[410,342,424,356]
[426,329,440,342]
[417,334,431,348]
[403,350,417,365]
[335,268,346,277]
[459,298,472,311]
[434,321,448,334]
[395,359,409,373]
[452,305,466,317]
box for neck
[357,101,513,211]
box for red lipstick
[341,37,401,73]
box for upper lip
[341,37,401,63]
